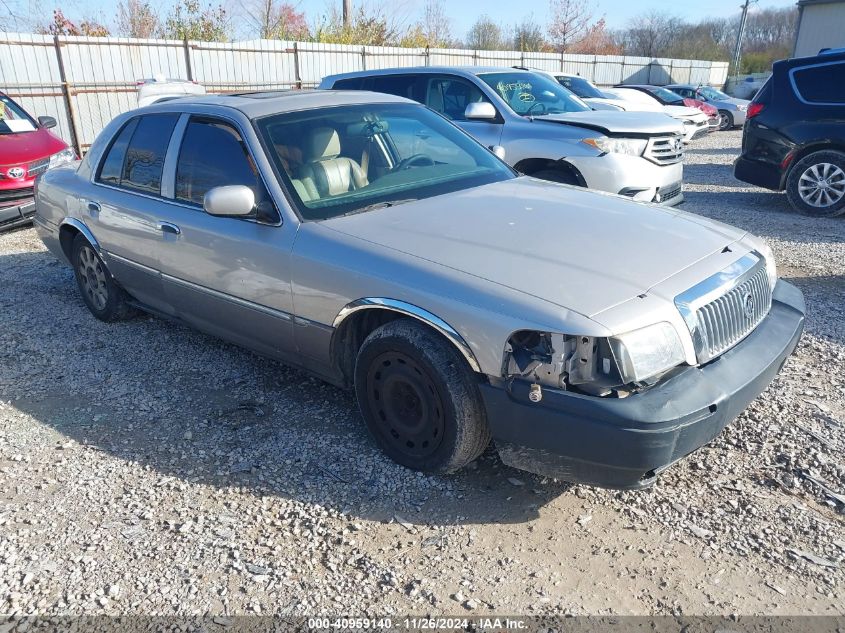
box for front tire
[354,319,490,474]
[718,110,734,130]
[785,150,845,218]
[72,233,135,321]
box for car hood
[719,96,750,107]
[0,128,68,167]
[320,178,746,318]
[663,105,707,120]
[534,110,683,136]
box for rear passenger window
[332,77,365,90]
[793,62,845,104]
[97,118,139,186]
[370,75,420,100]
[122,114,179,194]
[175,117,276,220]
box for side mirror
[490,145,506,160]
[38,116,57,129]
[203,185,255,217]
[464,102,497,121]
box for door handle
[87,201,100,214]
[157,221,181,235]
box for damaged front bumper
[481,280,805,490]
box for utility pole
[343,0,352,26]
[731,0,756,78]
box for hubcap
[798,162,845,208]
[366,351,445,459]
[719,113,730,129]
[78,246,109,311]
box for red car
[1,92,75,232]
[614,85,720,131]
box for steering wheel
[393,153,435,171]
[526,101,547,116]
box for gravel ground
[1,130,843,618]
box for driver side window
[425,77,491,121]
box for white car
[600,86,711,143]
[137,75,206,108]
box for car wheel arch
[513,158,587,187]
[781,142,845,189]
[329,298,482,387]
[59,218,100,264]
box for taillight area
[747,102,765,118]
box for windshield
[0,94,37,135]
[648,87,685,104]
[555,75,605,99]
[257,103,515,221]
[478,72,591,116]
[698,86,730,101]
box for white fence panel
[0,32,732,152]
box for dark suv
[734,50,845,217]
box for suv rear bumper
[734,155,784,191]
[481,280,805,490]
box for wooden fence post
[53,35,81,157]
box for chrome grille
[27,157,50,177]
[643,135,684,165]
[675,253,773,364]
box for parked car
[734,49,845,217]
[666,84,750,130]
[610,84,720,130]
[137,75,206,108]
[34,91,805,489]
[320,67,686,205]
[514,69,623,111]
[585,85,713,142]
[1,91,75,231]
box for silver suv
[34,91,804,489]
[321,67,687,205]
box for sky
[17,0,801,36]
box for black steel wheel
[354,318,490,474]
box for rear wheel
[354,319,490,474]
[717,110,733,130]
[786,150,845,218]
[72,233,135,321]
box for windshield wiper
[337,198,418,218]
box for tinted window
[332,77,365,90]
[122,114,179,195]
[370,75,420,100]
[793,62,845,104]
[557,76,604,99]
[175,118,275,219]
[424,77,493,120]
[98,118,139,186]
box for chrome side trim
[60,217,101,253]
[162,273,293,322]
[105,251,159,275]
[675,251,767,362]
[333,298,482,373]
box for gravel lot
[1,130,843,618]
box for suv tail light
[747,102,765,118]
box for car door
[154,114,296,359]
[87,113,180,314]
[422,75,503,150]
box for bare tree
[420,0,452,47]
[116,0,160,38]
[242,0,308,38]
[622,11,684,58]
[162,0,229,41]
[547,0,592,51]
[465,14,505,50]
[512,16,547,52]
[569,18,621,55]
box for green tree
[465,15,505,50]
[162,0,228,41]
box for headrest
[307,127,341,162]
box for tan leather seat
[296,127,368,199]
